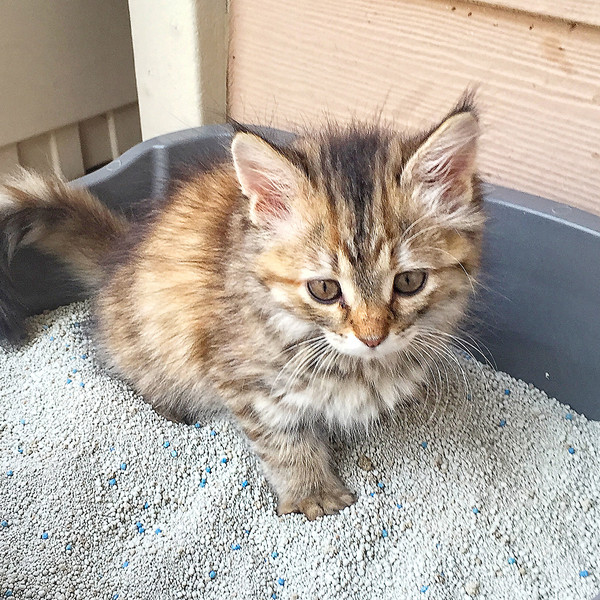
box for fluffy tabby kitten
[0,97,484,520]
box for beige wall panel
[0,0,137,147]
[473,1,600,28]
[0,144,19,177]
[229,0,600,215]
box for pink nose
[357,335,387,348]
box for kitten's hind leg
[234,404,356,520]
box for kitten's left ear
[231,132,303,228]
[401,111,479,209]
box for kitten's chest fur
[252,331,424,429]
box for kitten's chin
[324,331,405,361]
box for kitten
[0,96,484,520]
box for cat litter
[0,301,599,600]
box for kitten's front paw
[277,485,356,521]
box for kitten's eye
[394,270,427,295]
[307,279,342,304]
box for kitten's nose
[357,334,387,348]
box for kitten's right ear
[401,109,479,211]
[231,132,302,228]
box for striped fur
[0,97,484,519]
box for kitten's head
[231,99,484,363]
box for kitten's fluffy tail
[0,170,129,339]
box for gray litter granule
[1,301,599,600]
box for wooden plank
[17,133,54,176]
[50,124,85,181]
[0,144,19,177]
[108,103,142,157]
[229,0,600,216]
[79,114,112,172]
[470,1,600,28]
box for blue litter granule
[136,521,142,528]
[421,441,428,449]
[210,430,217,437]
[41,532,48,540]
[19,419,25,425]
[277,578,285,586]
[49,336,54,341]
[377,482,385,489]
[382,529,388,538]
[66,544,72,551]
[231,544,241,550]
[138,527,145,534]
[113,595,119,600]
[566,413,573,421]
[396,503,402,509]
[170,450,178,458]
[206,466,211,473]
[66,379,72,384]
[163,441,170,448]
[109,478,116,486]
[155,528,162,535]
[369,492,375,497]
[580,570,589,578]
[221,457,228,464]
[79,382,85,388]
[194,422,201,429]
[6,471,13,477]
[120,463,127,471]
[209,570,217,580]
[18,448,23,454]
[271,595,277,600]
[241,480,249,488]
[1,520,8,527]
[420,585,429,593]
[144,502,149,509]
[199,479,207,488]
[504,389,511,395]
[568,447,576,455]
[499,419,507,427]
[5,591,13,597]
[72,369,78,374]
[81,354,88,359]
[472,507,479,514]
[508,557,516,565]
[122,561,129,569]
[271,551,278,558]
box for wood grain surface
[229,0,600,215]
[473,0,600,28]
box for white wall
[128,0,228,140]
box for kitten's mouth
[324,331,405,361]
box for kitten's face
[232,110,484,364]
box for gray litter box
[8,125,600,421]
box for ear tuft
[402,111,479,209]
[230,132,301,227]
